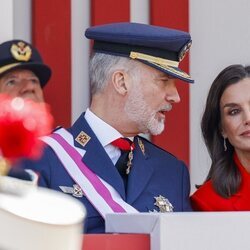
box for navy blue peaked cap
[85,22,193,83]
[0,40,51,87]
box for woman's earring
[223,137,227,151]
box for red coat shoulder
[191,155,250,211]
[190,181,235,211]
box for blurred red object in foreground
[0,94,53,161]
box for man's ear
[112,70,128,95]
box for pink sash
[41,128,138,218]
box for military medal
[59,184,84,198]
[154,195,174,212]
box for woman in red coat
[191,64,250,211]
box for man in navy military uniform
[21,22,194,233]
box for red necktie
[111,137,135,151]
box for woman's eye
[228,109,240,116]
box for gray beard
[124,88,165,135]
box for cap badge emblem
[75,131,91,147]
[154,195,174,212]
[178,41,192,62]
[10,42,32,62]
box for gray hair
[89,53,140,95]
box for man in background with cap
[0,39,52,181]
[20,22,194,233]
[0,39,51,103]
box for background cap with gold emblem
[0,39,51,87]
[85,22,194,83]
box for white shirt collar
[84,108,123,147]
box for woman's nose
[244,109,250,125]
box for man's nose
[20,79,36,91]
[165,83,181,104]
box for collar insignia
[154,195,174,212]
[137,138,145,155]
[59,184,84,198]
[11,42,32,62]
[75,131,91,147]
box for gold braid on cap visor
[129,51,191,79]
[0,63,21,74]
[129,51,179,68]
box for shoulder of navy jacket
[137,135,178,159]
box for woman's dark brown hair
[201,64,250,197]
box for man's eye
[6,79,16,86]
[160,78,169,82]
[156,78,169,86]
[30,78,40,84]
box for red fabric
[191,154,250,211]
[111,138,135,151]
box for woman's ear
[112,70,128,95]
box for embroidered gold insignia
[75,131,91,147]
[178,41,192,62]
[126,150,134,174]
[138,138,145,155]
[10,42,32,62]
[154,195,174,212]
